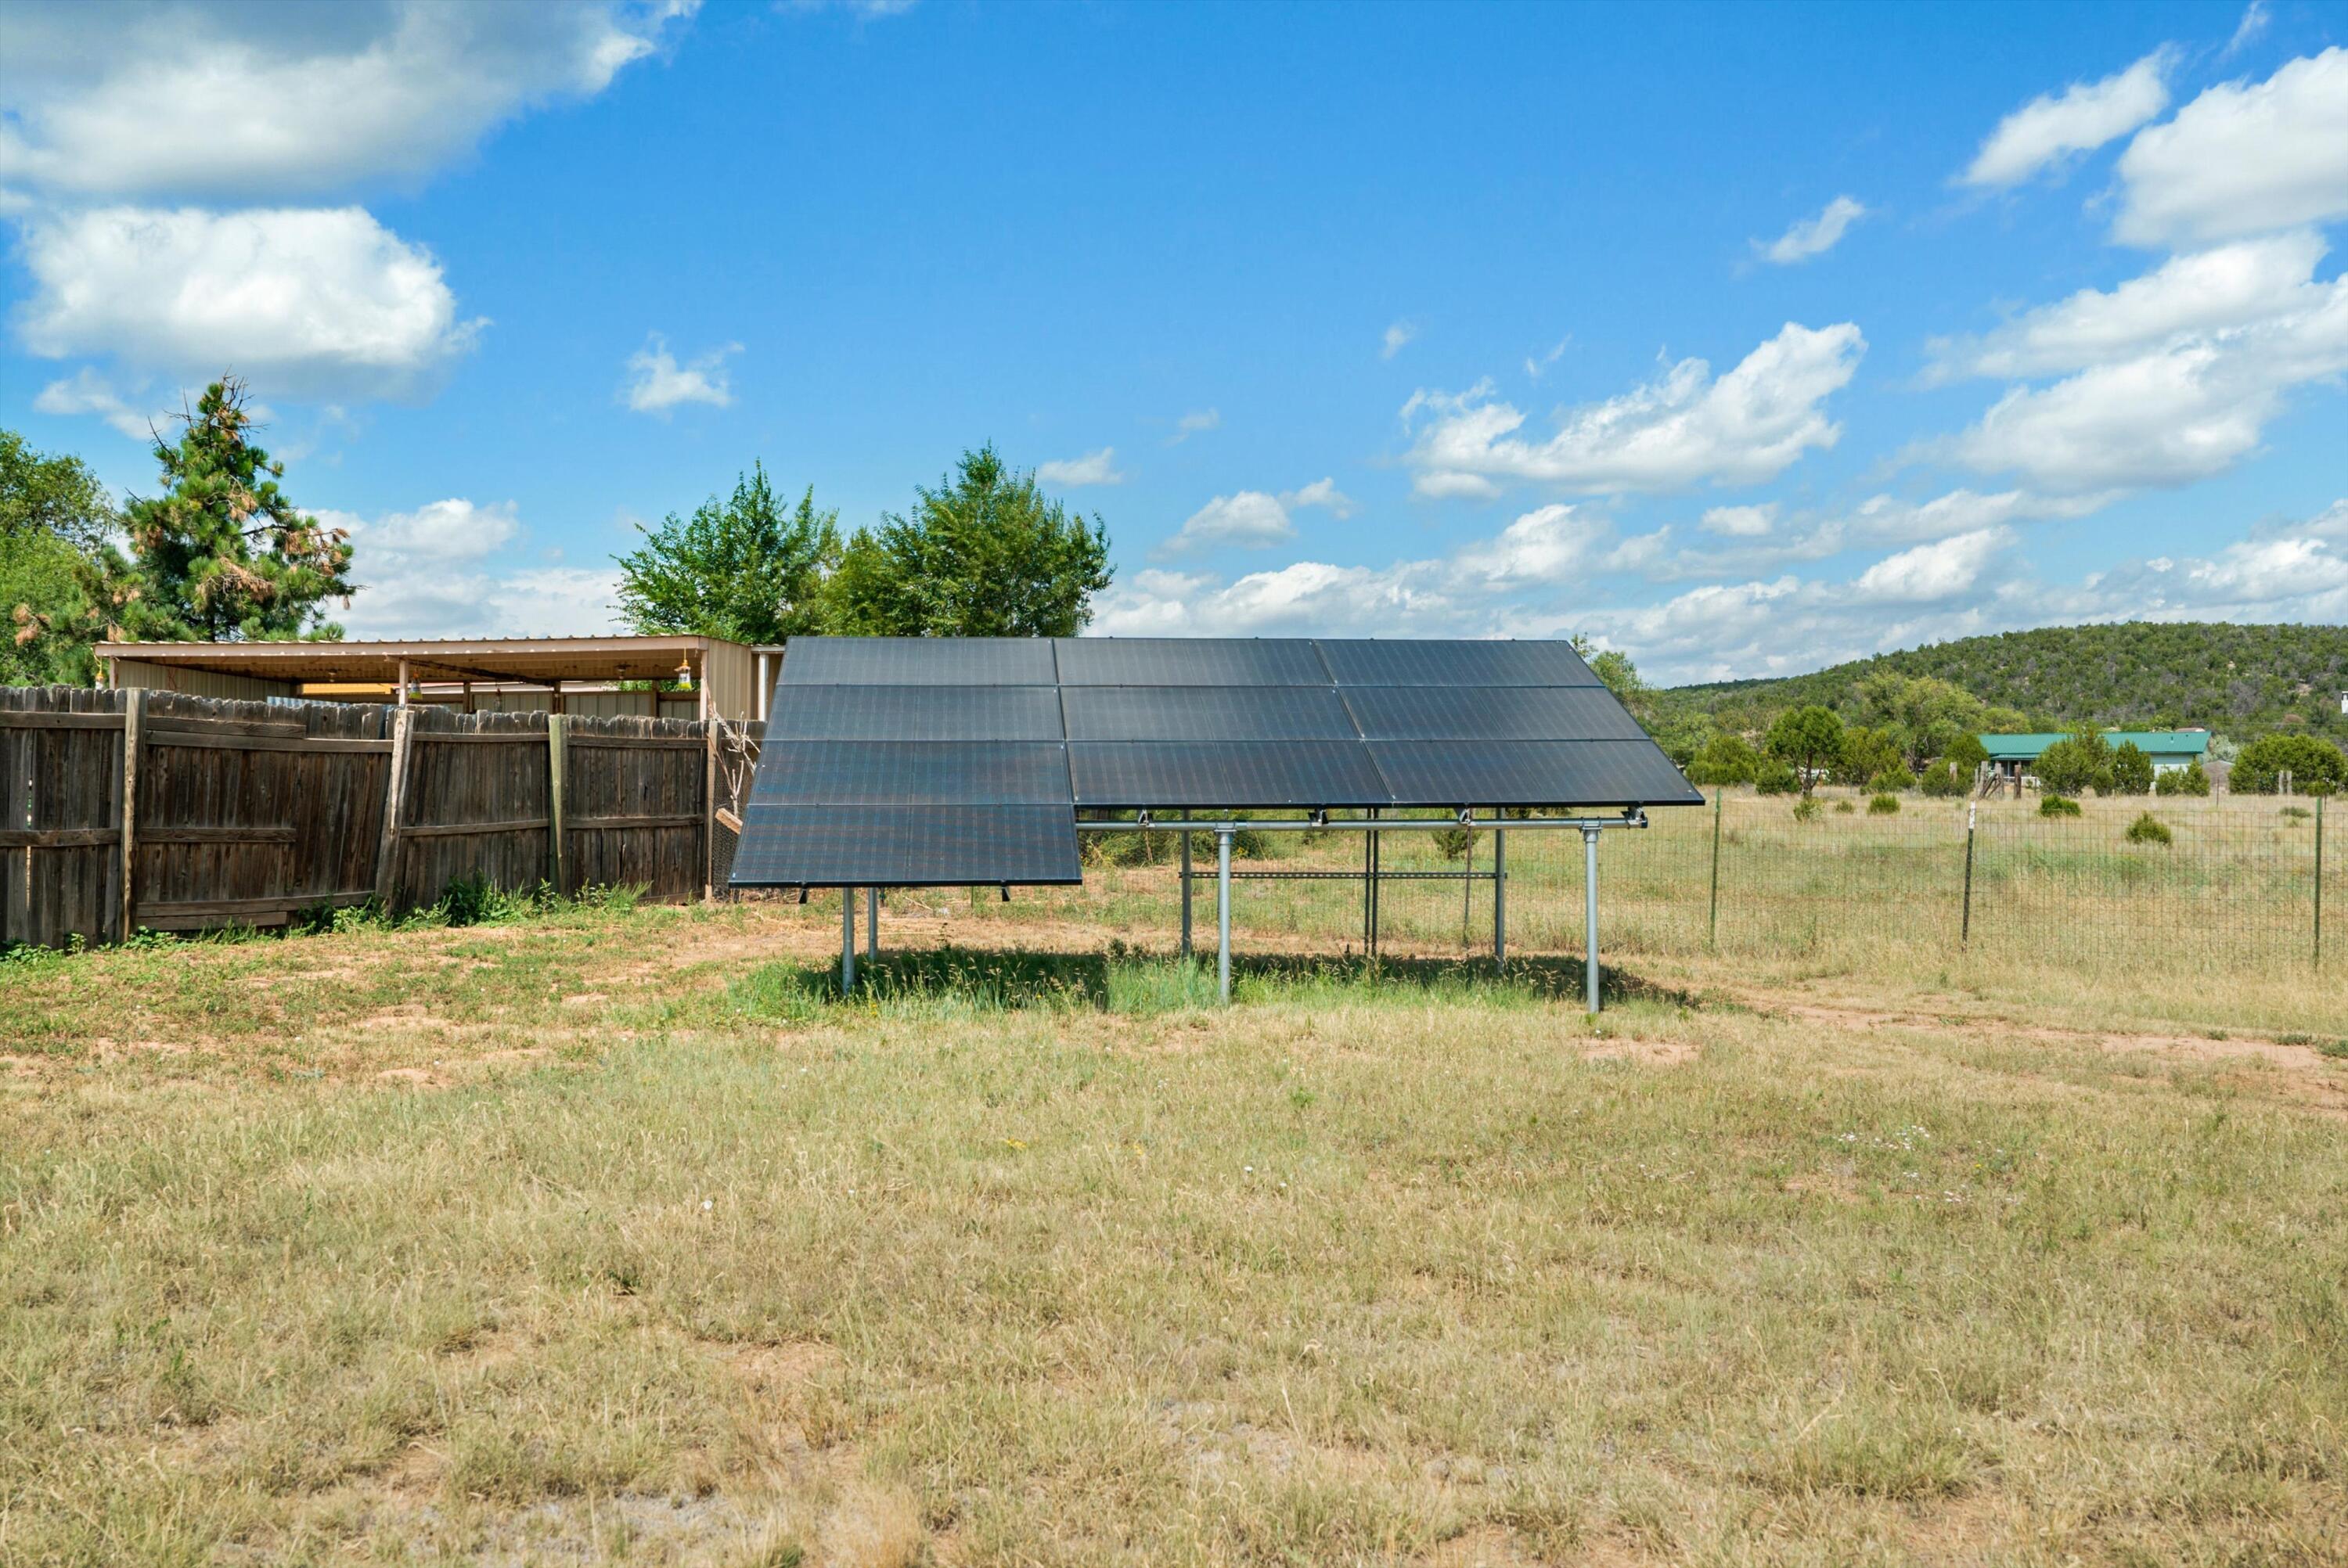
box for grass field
[4,879,2345,1566]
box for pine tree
[107,378,352,642]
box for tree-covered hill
[1658,622,2346,744]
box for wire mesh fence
[1062,789,2334,978]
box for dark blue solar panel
[780,637,1057,686]
[1316,639,1600,687]
[728,804,1079,886]
[1342,685,1649,741]
[753,742,1070,805]
[1368,741,1702,807]
[1068,743,1392,807]
[768,685,1064,742]
[1062,685,1357,741]
[1053,638,1327,686]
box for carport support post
[1216,827,1233,1004]
[1583,825,1601,1015]
[841,888,855,994]
[1179,832,1193,958]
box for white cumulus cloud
[13,204,483,400]
[31,368,168,441]
[1402,322,1864,496]
[1168,408,1220,444]
[326,498,625,638]
[2114,49,2348,245]
[1959,49,2173,188]
[1754,196,1867,264]
[1038,448,1125,487]
[1381,320,1418,359]
[1851,527,2014,602]
[1157,477,1354,557]
[0,0,698,199]
[622,335,739,415]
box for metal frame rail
[829,811,1648,1012]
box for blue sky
[3,0,2343,682]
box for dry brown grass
[2,895,2343,1566]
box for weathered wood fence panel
[1,686,128,949]
[0,686,729,949]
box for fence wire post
[1707,788,1723,950]
[1961,800,1976,948]
[2317,793,2325,970]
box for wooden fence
[1,686,762,950]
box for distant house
[1979,730,2212,786]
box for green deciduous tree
[616,463,839,643]
[2155,759,2211,797]
[2,429,120,685]
[1765,705,1846,800]
[822,445,1111,638]
[106,379,352,642]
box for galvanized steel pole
[1492,828,1506,963]
[866,886,878,964]
[1583,825,1600,1015]
[841,887,855,994]
[1217,827,1233,1003]
[1179,831,1193,958]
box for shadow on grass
[724,942,1701,1023]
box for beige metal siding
[106,657,297,703]
[702,638,756,723]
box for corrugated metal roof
[1980,731,2211,760]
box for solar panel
[1316,639,1600,687]
[1068,742,1392,807]
[1368,740,1705,807]
[1053,637,1327,686]
[1062,685,1357,742]
[730,804,1079,886]
[1342,685,1650,742]
[732,636,1701,889]
[769,685,1064,742]
[780,636,1057,686]
[754,741,1071,805]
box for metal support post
[841,888,856,994]
[1216,827,1233,1004]
[1492,828,1506,963]
[1961,802,1976,948]
[1179,831,1193,958]
[1583,825,1601,1015]
[2315,793,2325,970]
[866,885,878,964]
[1707,789,1723,949]
[1367,807,1381,958]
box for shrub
[1754,761,1799,797]
[2154,759,2211,797]
[2035,732,2113,797]
[1834,798,1855,814]
[1792,798,1820,823]
[1868,793,1900,815]
[2109,742,2155,796]
[2281,805,2311,822]
[1917,758,1968,797]
[2124,811,2172,846]
[2039,793,2082,818]
[2232,733,2347,795]
[1686,734,1759,786]
[1940,732,1990,774]
[1431,825,1481,861]
[1867,765,1915,793]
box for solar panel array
[731,637,1702,888]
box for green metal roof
[1979,731,2211,761]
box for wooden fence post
[547,714,567,896]
[373,707,412,908]
[704,716,718,901]
[118,690,142,943]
